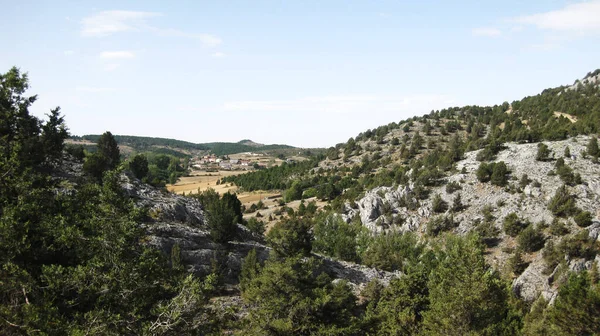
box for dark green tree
[421,234,518,335]
[129,153,149,179]
[97,131,120,169]
[536,143,551,161]
[587,137,599,157]
[267,217,313,257]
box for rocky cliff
[343,136,600,302]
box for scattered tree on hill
[548,185,579,217]
[536,143,551,161]
[587,137,599,157]
[503,212,529,237]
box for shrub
[267,217,313,257]
[587,137,599,157]
[548,185,579,217]
[445,181,462,193]
[474,220,500,246]
[426,215,456,236]
[246,217,266,236]
[503,212,529,237]
[431,194,448,213]
[509,249,528,275]
[451,193,463,212]
[490,162,510,187]
[519,174,531,188]
[549,218,569,236]
[517,225,545,252]
[574,211,593,228]
[536,143,551,161]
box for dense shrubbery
[0,68,213,334]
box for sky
[1,0,599,148]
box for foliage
[503,212,529,237]
[431,194,448,213]
[245,217,266,236]
[548,185,579,217]
[313,214,367,262]
[240,256,361,335]
[421,234,520,335]
[546,272,600,335]
[361,232,424,272]
[267,217,313,257]
[574,210,593,227]
[426,215,456,237]
[535,143,551,161]
[128,153,149,179]
[517,225,545,252]
[476,161,510,186]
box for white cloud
[514,0,600,33]
[212,52,226,58]
[64,50,75,56]
[472,27,502,37]
[81,10,160,37]
[81,10,222,47]
[75,86,115,93]
[100,50,135,59]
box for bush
[476,161,510,186]
[129,153,149,179]
[517,225,545,252]
[549,218,569,236]
[426,215,456,236]
[267,217,312,257]
[548,185,579,217]
[431,194,448,213]
[574,211,593,227]
[509,249,528,275]
[445,181,462,193]
[490,162,510,187]
[536,143,551,161]
[503,212,528,237]
[246,217,266,236]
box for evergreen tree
[536,143,551,161]
[587,137,599,157]
[97,131,120,169]
[129,153,149,179]
[421,234,517,335]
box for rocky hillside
[342,136,600,302]
[119,172,397,290]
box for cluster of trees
[77,134,209,151]
[202,141,293,156]
[1,68,217,334]
[239,217,600,335]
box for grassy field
[167,170,245,195]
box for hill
[71,135,299,156]
[4,65,600,334]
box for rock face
[344,136,600,302]
[120,173,397,289]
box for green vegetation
[0,67,213,334]
[476,161,510,186]
[202,141,293,156]
[503,212,529,237]
[6,66,600,335]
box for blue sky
[1,0,599,147]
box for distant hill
[202,141,294,156]
[70,135,296,156]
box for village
[188,152,296,171]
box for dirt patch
[553,111,578,123]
